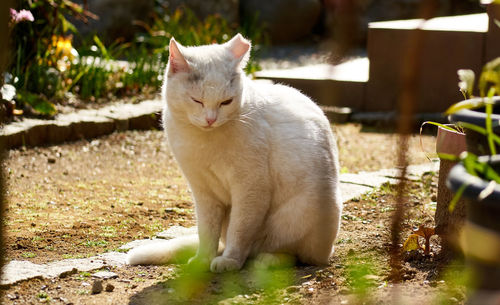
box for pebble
[105,283,115,292]
[339,287,351,295]
[91,280,103,294]
[285,286,300,293]
[7,293,19,300]
[92,271,118,280]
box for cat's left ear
[168,38,190,75]
[226,33,251,69]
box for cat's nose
[206,117,216,126]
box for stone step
[365,13,489,113]
[254,58,369,111]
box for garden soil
[0,124,467,304]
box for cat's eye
[191,97,204,106]
[220,99,233,106]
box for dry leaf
[414,226,435,238]
[413,225,436,255]
[403,234,421,252]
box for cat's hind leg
[251,253,296,269]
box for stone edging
[0,99,163,150]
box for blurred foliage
[134,3,267,76]
[4,1,267,117]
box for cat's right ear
[168,38,190,75]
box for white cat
[127,34,342,273]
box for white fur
[126,235,198,265]
[127,34,342,272]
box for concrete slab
[255,59,368,110]
[255,59,369,82]
[369,13,488,32]
[0,252,127,286]
[92,271,118,279]
[366,14,486,113]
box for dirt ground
[0,123,467,305]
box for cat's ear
[168,38,190,74]
[226,33,251,68]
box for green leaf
[17,90,57,116]
[485,89,497,155]
[456,122,500,146]
[436,153,460,162]
[449,182,468,212]
[62,17,77,34]
[93,35,110,60]
[420,121,462,133]
[445,98,487,115]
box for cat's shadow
[128,264,321,305]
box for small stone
[57,296,70,304]
[91,280,103,294]
[339,287,351,295]
[7,293,19,300]
[286,286,300,293]
[92,271,118,280]
[47,157,56,164]
[105,283,115,292]
[59,268,77,278]
[363,274,380,282]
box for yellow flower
[50,35,79,72]
[51,35,78,60]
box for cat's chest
[169,130,241,176]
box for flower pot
[435,125,467,257]
[447,155,500,290]
[448,96,500,156]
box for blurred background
[1,0,493,122]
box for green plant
[6,0,96,115]
[419,57,500,208]
[133,5,267,76]
[5,1,267,118]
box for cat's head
[164,34,251,130]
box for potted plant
[432,123,467,257]
[445,57,500,293]
[447,154,500,290]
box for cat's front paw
[187,255,211,272]
[210,256,242,273]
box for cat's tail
[126,235,198,265]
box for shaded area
[130,264,318,305]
